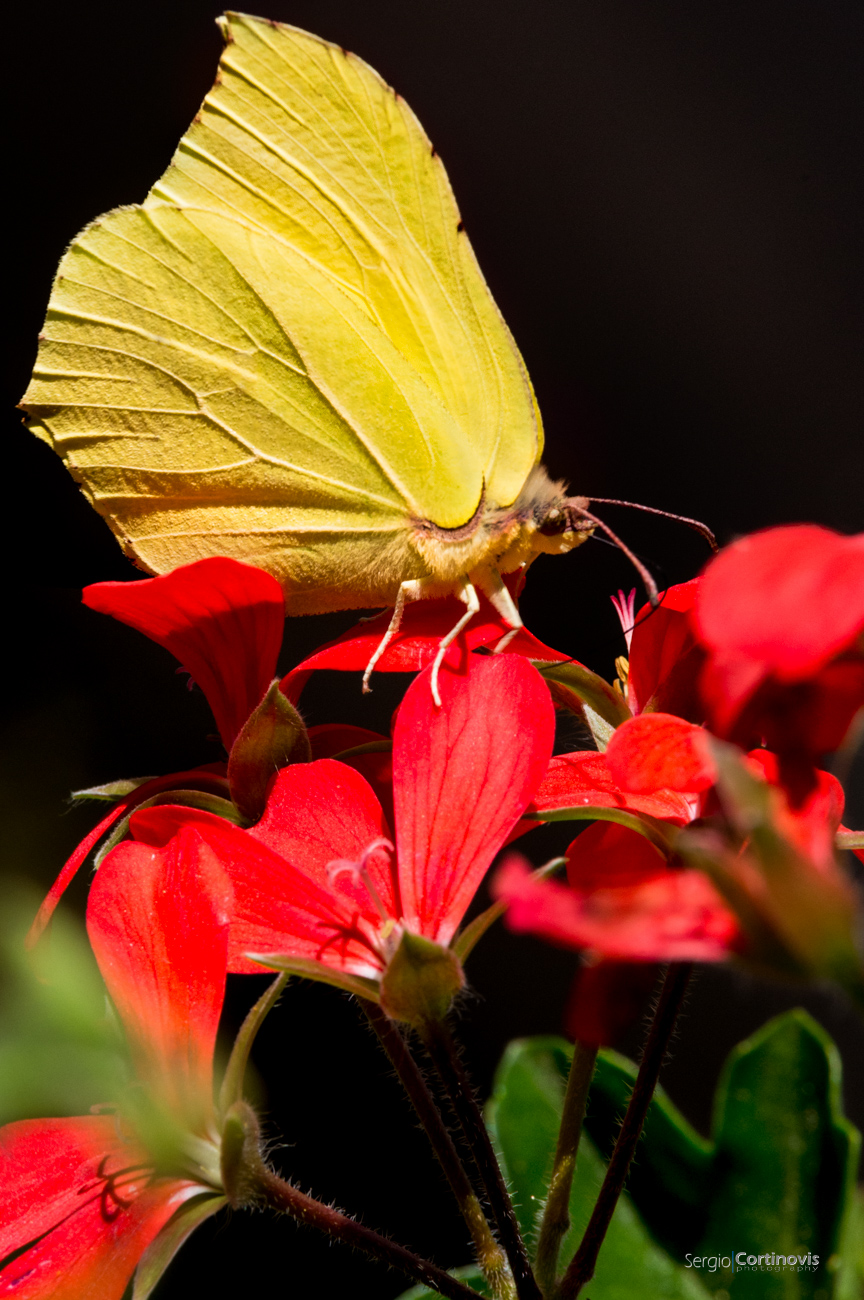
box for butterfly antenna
[567,504,661,607]
[586,498,718,552]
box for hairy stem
[253,1164,485,1300]
[362,999,514,1298]
[219,973,289,1117]
[418,1016,543,1300]
[558,963,692,1299]
[533,1040,598,1295]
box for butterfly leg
[361,579,426,694]
[429,580,480,707]
[473,568,523,652]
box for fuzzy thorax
[409,465,593,585]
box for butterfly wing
[22,14,543,606]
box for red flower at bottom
[0,827,231,1298]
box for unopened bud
[379,930,465,1026]
[228,681,311,821]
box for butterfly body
[22,13,591,618]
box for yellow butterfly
[22,13,618,686]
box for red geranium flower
[280,575,570,704]
[1,824,232,1298]
[614,579,706,723]
[692,525,864,800]
[84,557,286,752]
[124,655,556,1015]
[31,558,295,942]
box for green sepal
[132,1192,226,1299]
[451,901,507,963]
[71,776,157,802]
[379,931,465,1026]
[227,679,311,821]
[453,860,567,963]
[218,973,289,1118]
[93,789,245,870]
[245,952,381,1002]
[531,803,678,855]
[486,1037,711,1297]
[537,660,631,740]
[677,740,864,997]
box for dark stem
[254,1165,485,1300]
[362,999,513,1297]
[558,963,693,1299]
[533,1040,598,1295]
[419,1016,543,1300]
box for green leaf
[832,1187,864,1300]
[537,661,631,739]
[696,1010,859,1298]
[586,1011,860,1299]
[583,1050,713,1260]
[486,1037,712,1298]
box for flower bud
[228,680,311,820]
[379,930,465,1026]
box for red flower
[30,558,289,943]
[692,525,864,799]
[617,580,706,722]
[494,828,738,963]
[84,557,286,750]
[126,655,555,1005]
[280,577,569,703]
[1,828,231,1297]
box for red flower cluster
[494,527,864,1034]
[2,825,230,1297]
[6,523,863,1290]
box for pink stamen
[610,588,637,651]
[327,838,395,926]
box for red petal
[494,849,737,961]
[0,1116,195,1300]
[84,558,285,750]
[28,768,230,946]
[527,750,693,823]
[605,714,716,794]
[86,830,232,1125]
[693,526,864,679]
[393,655,555,945]
[627,579,705,720]
[566,820,670,890]
[746,750,845,873]
[130,764,392,979]
[280,584,568,699]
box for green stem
[533,1040,598,1295]
[558,963,692,1299]
[253,1164,485,1300]
[218,973,288,1117]
[419,1016,543,1300]
[362,1000,514,1298]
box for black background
[5,2,864,1295]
